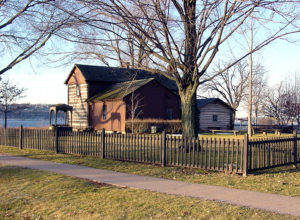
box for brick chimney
[123,62,130,69]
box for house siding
[199,103,233,130]
[123,80,180,120]
[89,100,126,132]
[68,83,89,129]
[66,67,90,130]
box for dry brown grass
[0,166,297,220]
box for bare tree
[203,59,249,122]
[105,25,150,67]
[127,91,144,133]
[203,59,266,124]
[60,0,300,137]
[121,71,145,133]
[252,65,267,126]
[0,0,75,75]
[264,83,290,126]
[264,74,300,129]
[281,73,300,128]
[0,78,26,128]
[291,74,300,129]
[54,18,151,68]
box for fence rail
[0,127,299,175]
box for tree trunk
[180,92,198,138]
[254,108,258,133]
[131,115,134,134]
[4,110,7,128]
[255,109,258,125]
[231,111,236,130]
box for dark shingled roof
[87,78,154,102]
[65,64,178,92]
[197,98,235,111]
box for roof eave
[88,97,124,103]
[197,98,235,111]
[64,64,81,85]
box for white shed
[197,98,235,131]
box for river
[0,118,65,128]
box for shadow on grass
[251,163,300,176]
[2,146,299,177]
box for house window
[212,115,218,122]
[166,108,173,120]
[76,85,80,96]
[103,104,107,120]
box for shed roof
[49,104,73,112]
[65,64,178,92]
[197,98,235,111]
[87,78,154,102]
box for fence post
[55,127,59,154]
[294,130,298,169]
[161,130,166,167]
[243,133,249,177]
[101,128,105,159]
[4,127,6,146]
[19,125,23,150]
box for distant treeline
[0,104,64,120]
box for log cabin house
[64,64,180,132]
[197,98,235,131]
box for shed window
[103,104,107,120]
[166,108,173,120]
[212,115,218,122]
[76,85,80,96]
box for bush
[125,119,182,134]
[281,126,295,134]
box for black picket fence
[0,127,299,175]
[248,136,300,171]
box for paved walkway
[1,154,300,217]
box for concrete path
[1,154,300,217]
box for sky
[2,38,300,118]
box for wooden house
[197,98,235,131]
[64,64,180,132]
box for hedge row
[125,119,182,134]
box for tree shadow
[251,163,300,176]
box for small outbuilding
[49,104,73,130]
[197,98,235,131]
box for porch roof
[87,78,154,102]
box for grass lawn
[0,166,297,220]
[1,145,300,198]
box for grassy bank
[1,145,300,197]
[0,166,297,220]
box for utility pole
[248,26,254,137]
